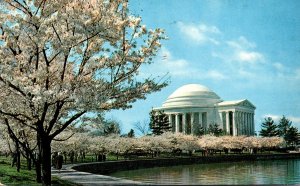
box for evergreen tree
[277,115,300,147]
[285,126,299,147]
[278,115,292,138]
[208,123,223,136]
[127,129,135,138]
[259,117,278,137]
[103,120,121,136]
[194,126,205,136]
[149,110,171,135]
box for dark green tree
[259,117,278,137]
[194,126,205,136]
[277,116,300,147]
[103,121,121,136]
[127,129,135,138]
[149,110,171,135]
[81,113,121,136]
[285,126,299,147]
[278,115,292,138]
[207,123,223,136]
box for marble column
[219,112,224,130]
[238,112,242,135]
[175,114,180,133]
[191,112,194,135]
[241,112,244,135]
[242,112,245,135]
[248,113,251,136]
[226,111,230,134]
[244,112,248,135]
[233,112,237,136]
[237,111,240,135]
[182,113,186,134]
[199,112,202,128]
[247,113,250,136]
[248,113,251,135]
[243,112,246,135]
[251,113,255,135]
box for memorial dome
[162,84,222,108]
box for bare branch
[51,24,62,44]
[53,133,75,142]
[46,101,64,135]
[50,110,86,139]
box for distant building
[154,84,256,136]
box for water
[109,159,300,185]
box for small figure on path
[69,150,75,164]
[56,152,63,171]
[52,152,58,168]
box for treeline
[260,115,299,146]
[50,132,283,162]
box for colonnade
[219,110,255,136]
[168,112,207,135]
[167,110,255,136]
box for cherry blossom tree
[260,137,284,149]
[0,128,12,156]
[0,0,167,184]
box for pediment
[237,99,256,109]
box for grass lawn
[0,156,79,185]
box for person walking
[56,152,63,171]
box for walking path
[51,164,147,186]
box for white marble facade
[154,84,256,136]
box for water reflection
[109,159,300,185]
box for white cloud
[141,47,227,81]
[206,70,227,80]
[159,47,191,76]
[236,51,264,63]
[177,22,221,45]
[224,36,265,64]
[226,36,256,49]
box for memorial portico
[154,84,256,136]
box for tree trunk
[35,133,42,183]
[15,141,21,172]
[25,150,32,170]
[41,137,52,185]
[27,156,32,170]
[35,159,42,183]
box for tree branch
[52,24,62,44]
[0,109,36,130]
[50,110,86,139]
[53,133,75,142]
[34,0,46,16]
[46,101,64,135]
[0,76,26,97]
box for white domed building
[154,84,256,136]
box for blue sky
[108,0,300,135]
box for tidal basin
[109,158,300,185]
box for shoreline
[71,153,300,175]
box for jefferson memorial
[155,84,256,136]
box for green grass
[0,156,79,185]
